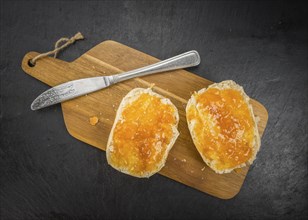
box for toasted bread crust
[106,88,179,178]
[186,80,260,174]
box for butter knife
[31,50,200,110]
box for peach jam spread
[109,93,177,176]
[186,88,255,171]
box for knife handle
[113,50,200,83]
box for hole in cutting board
[28,59,35,67]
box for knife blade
[31,50,200,110]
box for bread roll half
[186,80,260,174]
[107,88,179,178]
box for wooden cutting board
[21,40,268,199]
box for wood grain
[21,40,268,199]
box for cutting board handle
[21,51,75,87]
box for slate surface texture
[0,1,307,219]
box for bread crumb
[201,167,205,171]
[173,157,177,161]
[234,168,242,174]
[181,159,186,163]
[255,116,260,123]
[89,116,99,125]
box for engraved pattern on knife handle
[32,83,76,110]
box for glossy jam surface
[187,88,255,171]
[110,93,176,176]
